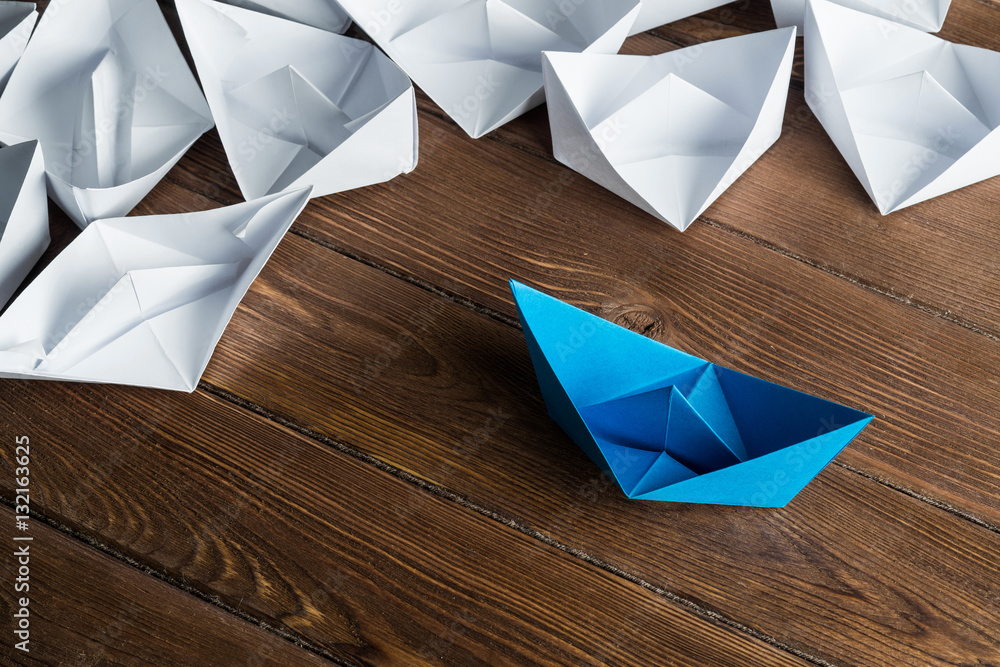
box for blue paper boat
[510,280,873,506]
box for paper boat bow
[806,0,1000,214]
[0,187,311,392]
[177,0,417,201]
[337,0,640,138]
[510,281,873,506]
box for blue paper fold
[510,280,873,507]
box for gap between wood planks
[477,107,1000,349]
[193,381,838,667]
[160,109,1000,540]
[146,46,1000,661]
[0,493,363,667]
[75,12,995,664]
[280,222,1000,539]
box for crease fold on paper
[0,186,312,392]
[218,0,352,32]
[177,0,417,200]
[336,0,641,138]
[0,1,37,93]
[805,0,1000,214]
[0,140,47,309]
[542,27,796,231]
[772,0,950,33]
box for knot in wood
[610,304,664,340]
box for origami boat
[0,187,312,392]
[0,140,47,309]
[542,27,796,231]
[177,0,417,200]
[510,280,873,506]
[0,0,215,228]
[806,0,1000,214]
[336,0,641,138]
[0,1,36,92]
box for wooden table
[3,0,1000,664]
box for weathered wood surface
[0,378,808,666]
[0,506,332,666]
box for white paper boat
[0,140,47,308]
[0,186,312,392]
[0,1,36,92]
[218,0,351,32]
[805,0,1000,214]
[629,0,731,35]
[177,0,417,201]
[542,27,796,231]
[773,0,950,33]
[337,0,641,138]
[0,0,214,229]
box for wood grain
[165,106,1000,529]
[0,385,807,667]
[172,219,1000,665]
[0,507,331,666]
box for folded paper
[542,27,796,231]
[772,0,949,33]
[806,0,1000,214]
[0,140,47,308]
[177,0,417,201]
[0,0,214,229]
[0,1,36,92]
[629,0,731,35]
[510,280,873,506]
[218,0,351,32]
[0,186,312,392]
[337,0,641,138]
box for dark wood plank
[131,215,1000,666]
[0,507,331,666]
[0,388,806,666]
[164,103,1000,527]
